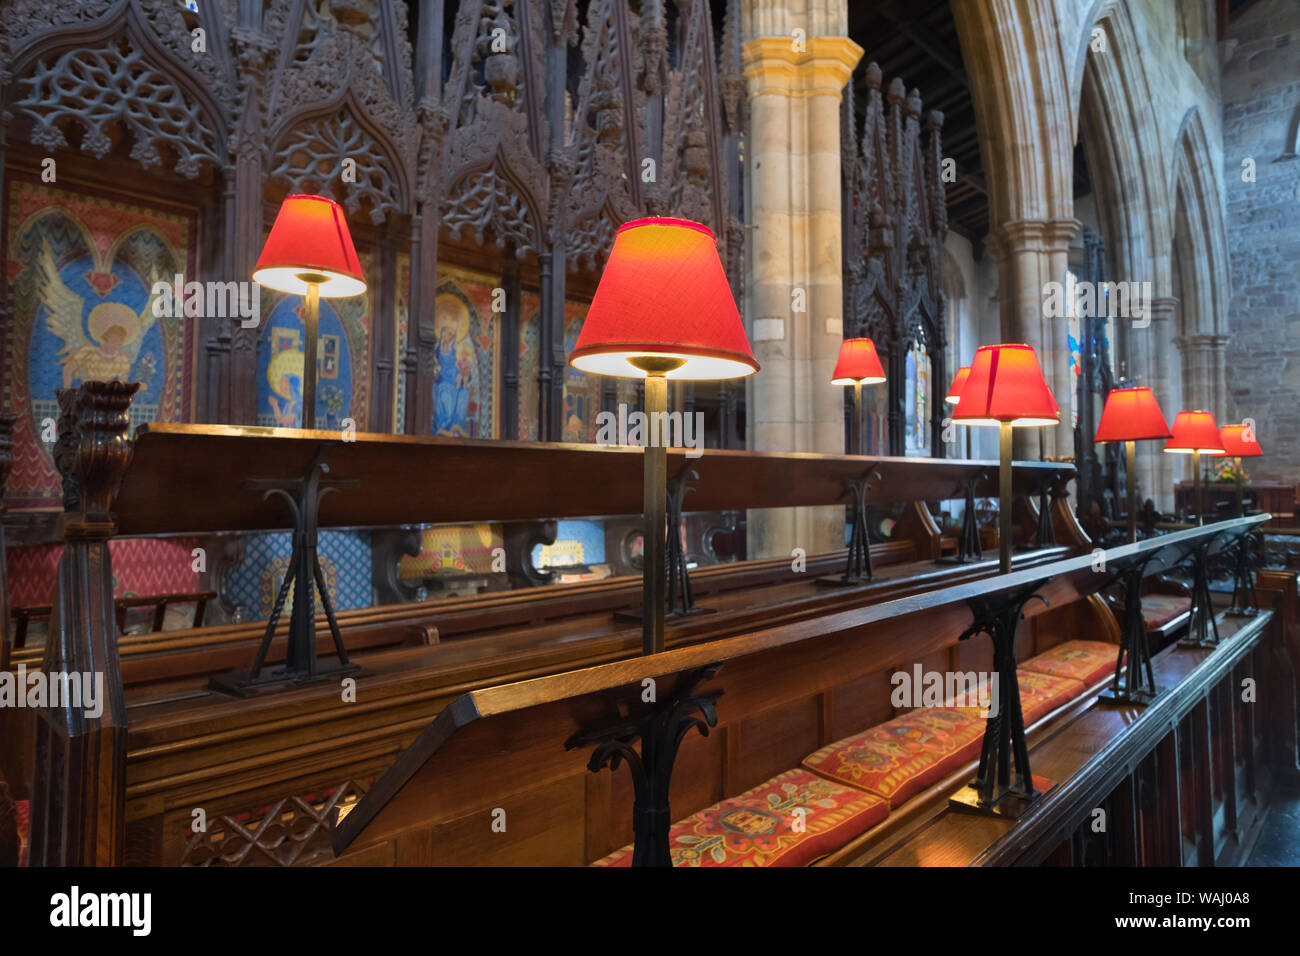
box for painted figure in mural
[563,393,586,443]
[432,293,473,436]
[266,346,305,427]
[36,240,160,389]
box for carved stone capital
[742,36,864,100]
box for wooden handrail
[111,422,1075,535]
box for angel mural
[266,345,305,427]
[432,293,475,437]
[35,239,162,392]
[256,295,355,429]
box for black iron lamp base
[614,604,715,624]
[1225,606,1259,618]
[815,573,870,588]
[949,775,1054,819]
[209,662,362,698]
[1096,684,1162,706]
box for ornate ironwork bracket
[566,663,723,867]
[1097,554,1162,705]
[666,466,711,617]
[936,472,985,565]
[818,468,882,586]
[1177,540,1220,649]
[1034,479,1056,548]
[950,581,1054,818]
[1226,530,1261,617]
[211,446,360,696]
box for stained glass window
[904,339,930,456]
[1066,270,1081,430]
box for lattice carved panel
[180,779,371,867]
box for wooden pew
[327,516,1271,866]
[17,381,1087,865]
[5,414,1081,693]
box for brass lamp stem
[999,421,1013,573]
[1192,449,1202,525]
[641,370,669,654]
[302,279,321,429]
[853,381,863,454]
[1126,439,1137,544]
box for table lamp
[253,195,366,429]
[831,337,886,454]
[1163,411,1224,525]
[1217,424,1263,517]
[570,217,758,655]
[952,344,1059,573]
[1218,424,1264,616]
[946,364,977,457]
[1094,387,1172,542]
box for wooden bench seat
[592,769,889,867]
[1017,639,1117,687]
[592,639,1117,867]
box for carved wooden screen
[1072,224,1121,516]
[840,62,947,457]
[0,0,745,447]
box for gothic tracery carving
[843,61,947,454]
[17,38,223,177]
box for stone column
[742,6,861,560]
[985,217,1079,461]
[1144,296,1178,512]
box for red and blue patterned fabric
[1019,639,1117,687]
[1141,594,1191,630]
[803,707,985,807]
[947,669,1086,725]
[591,768,888,867]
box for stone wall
[1222,0,1300,482]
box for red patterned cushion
[803,707,985,807]
[1012,669,1087,722]
[1019,639,1116,687]
[591,769,888,867]
[946,671,1085,724]
[1141,594,1191,630]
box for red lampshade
[1219,424,1262,457]
[569,217,758,380]
[944,366,971,405]
[1163,410,1225,454]
[951,344,1059,427]
[831,338,886,385]
[253,194,366,297]
[1094,387,1172,442]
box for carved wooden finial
[865,62,882,90]
[56,381,140,533]
[887,77,905,104]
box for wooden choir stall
[3,380,1298,868]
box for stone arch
[1170,107,1231,418]
[1072,0,1176,505]
[951,0,1077,457]
[952,0,1074,228]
